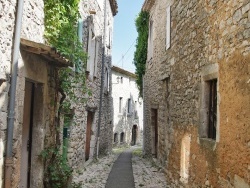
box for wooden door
[20,81,34,188]
[131,125,137,146]
[151,109,158,157]
[85,111,93,161]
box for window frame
[127,98,131,114]
[207,79,217,140]
[119,97,123,113]
[148,20,154,59]
[199,64,219,142]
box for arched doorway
[131,125,138,146]
[120,132,124,143]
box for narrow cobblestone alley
[73,146,168,188]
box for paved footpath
[105,149,135,188]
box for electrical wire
[116,39,136,65]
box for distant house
[142,0,250,187]
[111,66,143,146]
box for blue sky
[112,0,144,73]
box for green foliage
[41,147,73,188]
[133,11,149,97]
[43,1,89,186]
[44,0,89,112]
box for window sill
[199,137,217,151]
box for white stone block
[234,174,250,188]
[0,92,8,112]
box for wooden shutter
[94,39,100,77]
[76,19,83,72]
[87,27,96,76]
[166,5,171,50]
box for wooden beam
[20,38,72,67]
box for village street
[73,146,169,188]
[1,0,249,187]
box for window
[207,79,217,139]
[199,63,219,141]
[127,98,131,113]
[119,97,123,113]
[134,101,138,119]
[162,77,170,100]
[107,26,112,49]
[76,19,83,72]
[104,67,109,93]
[166,5,171,50]
[86,18,96,77]
[148,20,154,59]
[94,39,100,77]
[120,77,123,83]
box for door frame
[151,108,158,158]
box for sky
[112,0,145,73]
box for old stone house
[111,66,143,146]
[0,0,117,187]
[67,0,117,169]
[142,0,250,187]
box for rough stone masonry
[142,0,250,187]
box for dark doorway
[131,125,138,146]
[151,109,158,157]
[85,111,94,161]
[20,81,35,188]
[120,132,124,143]
[114,133,118,143]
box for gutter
[5,0,24,187]
[97,0,107,158]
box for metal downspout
[5,0,24,187]
[97,0,107,158]
[142,75,145,153]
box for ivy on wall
[133,11,149,97]
[43,0,89,187]
[44,0,89,110]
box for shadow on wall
[0,59,15,187]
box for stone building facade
[66,0,117,169]
[142,0,250,187]
[111,66,143,146]
[0,0,117,187]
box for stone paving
[73,146,169,188]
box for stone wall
[0,0,47,186]
[143,0,250,187]
[0,0,116,186]
[67,0,115,168]
[111,66,143,146]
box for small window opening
[207,79,217,140]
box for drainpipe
[142,75,145,153]
[5,0,24,187]
[97,0,107,158]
